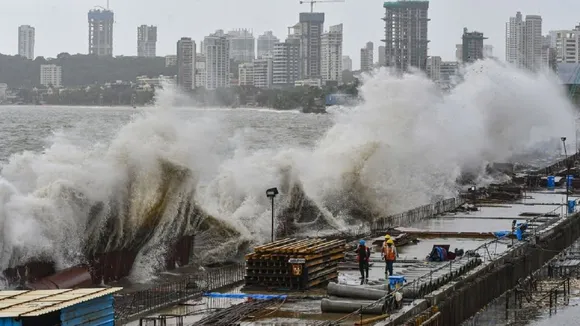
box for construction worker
[383,239,397,276]
[355,240,370,281]
[383,234,391,245]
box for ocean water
[0,59,576,284]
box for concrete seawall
[394,213,580,326]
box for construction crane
[299,0,345,13]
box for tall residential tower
[88,9,114,56]
[295,12,325,79]
[227,29,255,63]
[18,25,35,60]
[383,1,430,71]
[204,31,230,89]
[137,25,157,57]
[177,37,195,90]
[505,12,543,71]
[257,31,279,58]
[360,42,374,72]
[462,28,487,63]
[321,24,343,84]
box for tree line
[0,53,176,87]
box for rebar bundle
[193,299,280,325]
[244,238,345,290]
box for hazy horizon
[1,0,580,68]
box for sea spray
[0,59,575,284]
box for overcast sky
[1,0,580,68]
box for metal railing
[533,152,580,175]
[462,237,580,325]
[318,213,567,326]
[115,263,246,323]
[371,197,465,232]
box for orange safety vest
[383,246,396,261]
[356,246,370,262]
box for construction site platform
[129,188,576,325]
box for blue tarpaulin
[494,231,510,238]
[494,224,524,241]
[568,199,576,214]
[515,228,523,241]
[203,292,288,300]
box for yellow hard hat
[387,239,395,245]
[384,234,391,239]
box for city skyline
[2,0,580,68]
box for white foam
[0,60,575,282]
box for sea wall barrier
[370,197,465,232]
[533,152,579,175]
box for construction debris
[244,238,345,291]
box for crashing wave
[0,59,576,283]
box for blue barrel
[567,175,574,188]
[547,176,555,190]
[568,199,576,214]
[388,275,406,290]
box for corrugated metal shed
[0,287,121,325]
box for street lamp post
[562,137,569,213]
[266,187,279,243]
[468,185,477,210]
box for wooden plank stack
[244,238,346,291]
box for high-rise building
[360,42,374,72]
[273,38,301,87]
[253,56,273,88]
[462,28,486,63]
[137,25,157,57]
[40,64,62,87]
[204,32,230,89]
[321,24,343,84]
[440,61,459,85]
[483,45,494,58]
[383,1,429,71]
[294,12,325,79]
[18,25,35,60]
[550,28,580,64]
[227,29,255,63]
[426,56,441,81]
[195,53,206,88]
[541,35,556,70]
[177,37,195,90]
[455,44,463,62]
[523,15,542,71]
[239,63,254,86]
[257,31,279,58]
[342,56,352,71]
[378,45,386,66]
[506,12,524,67]
[88,9,114,56]
[506,12,544,70]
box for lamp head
[266,187,279,198]
[561,137,567,142]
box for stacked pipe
[321,283,389,315]
[321,257,482,315]
[244,238,345,291]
